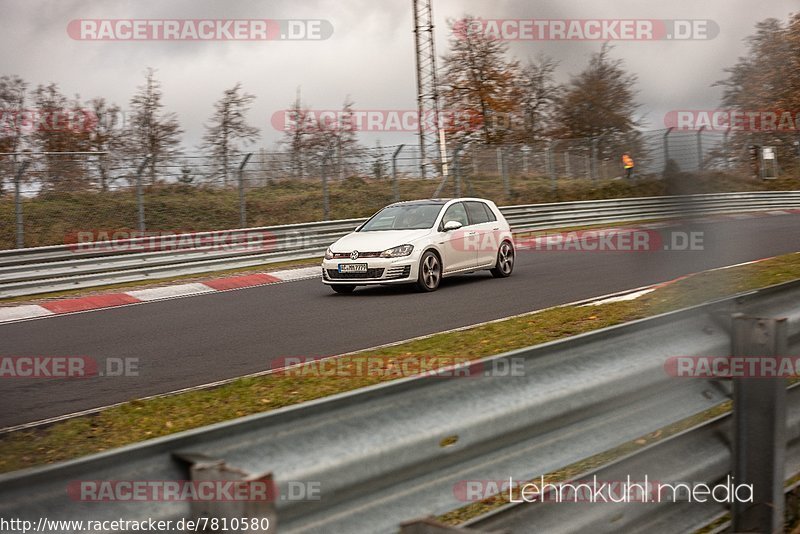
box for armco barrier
[1,191,799,298]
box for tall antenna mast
[412,0,449,183]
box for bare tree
[128,68,183,184]
[0,75,28,195]
[516,55,560,144]
[202,82,260,186]
[551,44,642,159]
[87,97,124,191]
[306,97,361,177]
[441,15,522,145]
[30,83,92,190]
[281,89,315,178]
[715,14,800,169]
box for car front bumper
[321,256,418,285]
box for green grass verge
[1,170,798,251]
[0,252,798,475]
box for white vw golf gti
[322,198,514,293]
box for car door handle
[465,231,477,236]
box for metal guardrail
[2,279,800,533]
[0,191,799,298]
[462,385,800,534]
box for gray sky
[1,0,797,149]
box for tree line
[0,12,797,194]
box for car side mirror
[443,220,462,232]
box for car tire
[416,251,442,292]
[331,284,356,294]
[490,241,514,278]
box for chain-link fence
[1,128,798,250]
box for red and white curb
[0,266,321,324]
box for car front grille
[332,251,382,259]
[327,268,385,279]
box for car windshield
[359,204,443,231]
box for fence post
[522,146,529,175]
[547,142,557,193]
[135,155,151,233]
[496,146,502,182]
[662,127,673,175]
[392,144,405,202]
[322,151,331,220]
[14,160,30,249]
[238,153,253,228]
[434,141,465,199]
[565,147,571,179]
[496,147,509,198]
[590,137,598,183]
[724,128,731,169]
[697,125,705,171]
[455,149,461,198]
[731,315,787,534]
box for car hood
[332,229,433,252]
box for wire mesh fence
[0,128,798,250]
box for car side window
[465,201,490,225]
[441,202,469,228]
[482,203,497,222]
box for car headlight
[380,244,414,258]
[325,247,334,260]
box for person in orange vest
[622,153,635,179]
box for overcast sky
[1,0,797,150]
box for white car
[322,198,514,293]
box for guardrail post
[392,144,405,202]
[136,155,151,233]
[697,125,706,172]
[14,160,30,249]
[238,153,253,228]
[175,453,277,532]
[731,315,788,534]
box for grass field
[1,170,798,250]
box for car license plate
[338,263,368,273]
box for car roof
[389,198,491,207]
